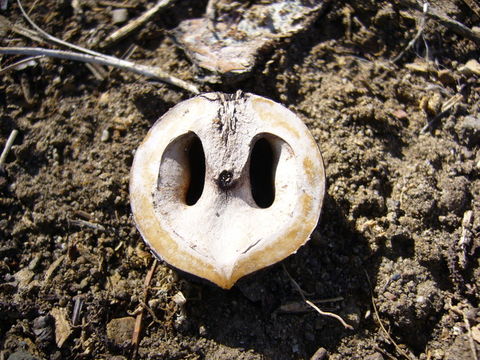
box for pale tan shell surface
[130,92,325,289]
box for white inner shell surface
[130,92,325,289]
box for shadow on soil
[180,195,379,359]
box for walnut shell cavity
[130,92,325,289]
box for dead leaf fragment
[106,317,136,345]
[50,307,72,348]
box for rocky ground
[1,0,479,359]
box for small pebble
[458,59,480,76]
[106,317,136,345]
[310,347,327,360]
[199,325,207,336]
[101,129,110,142]
[172,291,186,306]
[112,8,128,24]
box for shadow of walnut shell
[130,92,325,289]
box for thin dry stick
[392,2,429,63]
[399,0,480,44]
[305,300,354,330]
[364,269,413,360]
[370,294,412,359]
[17,0,107,59]
[99,1,138,8]
[132,259,157,359]
[0,55,43,75]
[0,15,44,43]
[12,0,199,93]
[427,6,480,44]
[101,0,175,48]
[0,47,199,93]
[420,93,462,133]
[282,264,353,330]
[462,0,480,17]
[0,129,19,166]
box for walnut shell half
[130,92,325,289]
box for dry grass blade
[399,0,480,44]
[0,129,19,166]
[0,14,44,43]
[305,300,354,330]
[17,0,106,58]
[0,55,43,75]
[364,269,413,360]
[101,0,175,48]
[131,259,157,359]
[0,47,200,93]
[6,0,200,93]
[282,264,353,330]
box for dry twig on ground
[100,0,175,48]
[399,0,480,45]
[131,259,157,359]
[364,269,414,360]
[392,2,429,63]
[282,264,353,331]
[0,129,19,167]
[0,46,199,94]
[0,0,200,93]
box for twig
[0,47,200,93]
[282,264,313,298]
[420,93,462,133]
[458,210,473,269]
[131,259,157,359]
[462,0,480,17]
[99,1,138,8]
[0,55,43,75]
[279,297,344,314]
[427,6,480,44]
[10,0,199,93]
[139,300,163,325]
[68,218,106,232]
[282,264,353,330]
[374,345,397,360]
[370,293,412,359]
[101,0,175,48]
[399,0,480,44]
[44,254,66,282]
[392,2,429,63]
[0,129,19,166]
[364,269,413,360]
[16,0,106,59]
[305,300,354,330]
[0,15,45,43]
